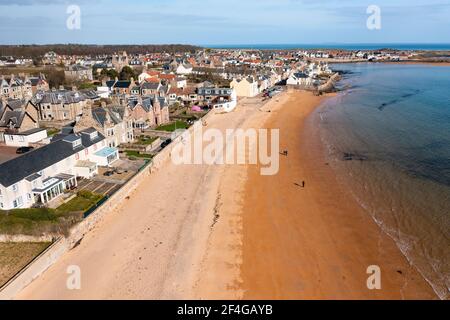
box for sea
[314,63,450,299]
[205,44,450,51]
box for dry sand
[16,89,436,300]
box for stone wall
[0,234,56,243]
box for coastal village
[0,48,347,210]
[0,45,444,295]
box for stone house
[65,65,94,82]
[112,51,129,72]
[0,75,33,100]
[34,90,87,122]
[0,99,40,142]
[74,104,134,148]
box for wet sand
[237,90,437,299]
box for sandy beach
[196,90,437,299]
[15,89,437,300]
[241,91,436,299]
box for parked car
[103,171,114,177]
[16,146,34,154]
[161,139,172,149]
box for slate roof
[34,90,86,104]
[293,72,308,79]
[0,110,23,128]
[91,106,127,127]
[11,128,46,136]
[106,80,131,89]
[141,82,160,90]
[128,97,153,112]
[0,100,33,129]
[0,128,105,188]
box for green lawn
[125,150,153,160]
[136,136,157,145]
[0,191,103,236]
[155,120,188,132]
[46,128,59,137]
[0,242,51,287]
[56,191,103,214]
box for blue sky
[0,0,449,45]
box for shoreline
[236,90,437,299]
[315,60,450,67]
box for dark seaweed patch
[378,89,422,111]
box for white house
[90,146,119,166]
[174,77,187,89]
[3,128,48,147]
[195,87,238,113]
[176,63,193,75]
[230,77,259,97]
[96,86,111,99]
[287,72,313,86]
[0,128,116,210]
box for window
[27,193,32,201]
[12,184,18,192]
[19,136,25,142]
[0,202,3,209]
[13,196,23,208]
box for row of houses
[1,93,170,147]
[1,74,49,100]
[0,127,119,210]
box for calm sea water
[205,44,450,51]
[315,63,450,299]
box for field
[0,242,51,287]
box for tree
[78,82,97,90]
[119,66,137,81]
[45,69,65,88]
[100,68,119,80]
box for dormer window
[63,135,82,149]
[72,139,82,148]
[90,131,98,141]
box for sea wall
[0,234,56,243]
[0,112,216,300]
